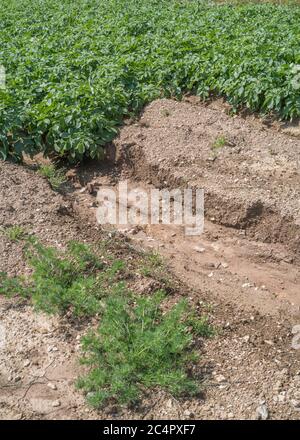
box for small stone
[183,409,193,418]
[47,345,58,352]
[47,382,57,390]
[23,360,30,367]
[166,399,174,409]
[264,340,274,346]
[221,262,228,268]
[52,400,61,407]
[242,335,250,343]
[193,246,205,253]
[277,392,286,403]
[215,374,226,383]
[273,381,282,392]
[256,404,269,420]
[291,399,300,410]
[14,413,23,420]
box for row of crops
[0,0,300,162]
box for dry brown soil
[0,98,300,420]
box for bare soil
[1,98,300,420]
[116,97,300,260]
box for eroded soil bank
[116,98,300,259]
[1,98,300,419]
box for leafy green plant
[0,272,28,298]
[0,238,126,316]
[140,251,173,290]
[140,251,163,276]
[187,313,215,338]
[0,225,26,241]
[38,164,66,191]
[212,135,227,150]
[1,1,300,162]
[77,291,201,407]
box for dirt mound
[1,100,300,420]
[115,98,300,257]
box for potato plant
[0,0,299,162]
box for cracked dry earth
[1,97,300,419]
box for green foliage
[0,0,299,162]
[212,135,227,150]
[0,272,28,298]
[140,251,173,290]
[0,225,26,241]
[187,313,215,338]
[0,238,126,316]
[77,292,200,407]
[0,236,214,407]
[140,251,164,277]
[38,164,66,191]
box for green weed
[187,314,215,338]
[0,236,214,407]
[77,292,201,407]
[38,164,66,191]
[140,251,163,276]
[0,238,126,316]
[212,135,227,150]
[0,225,26,241]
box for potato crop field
[1,0,300,423]
[0,0,300,162]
